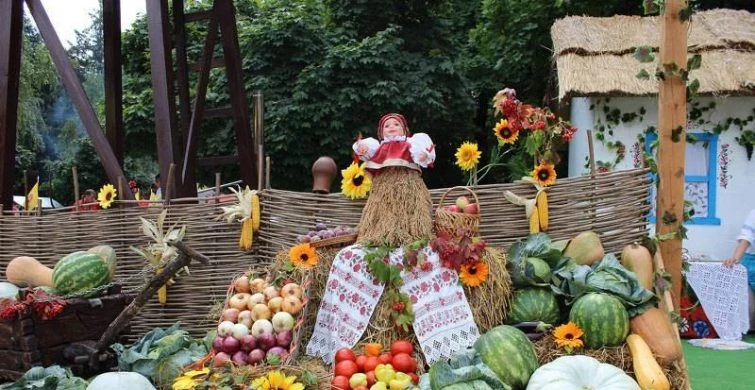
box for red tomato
[366,371,377,386]
[331,375,350,390]
[409,372,419,384]
[391,352,415,373]
[378,352,393,365]
[355,355,368,371]
[363,356,380,373]
[334,360,359,378]
[334,348,356,363]
[390,340,414,356]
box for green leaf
[633,46,655,63]
[687,54,702,71]
[687,79,700,95]
[636,69,651,80]
[671,126,684,142]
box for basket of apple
[211,273,308,368]
[330,340,420,390]
[434,186,480,237]
[297,222,358,249]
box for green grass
[683,335,755,389]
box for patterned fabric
[680,288,718,339]
[306,244,479,364]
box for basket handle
[438,186,481,208]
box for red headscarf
[376,113,410,139]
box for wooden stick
[265,155,271,189]
[215,172,221,203]
[117,175,124,208]
[72,166,80,211]
[165,163,176,203]
[587,129,597,177]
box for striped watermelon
[473,325,539,390]
[507,287,560,325]
[52,251,112,295]
[568,293,629,349]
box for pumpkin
[629,307,682,365]
[620,243,654,290]
[87,372,156,390]
[626,334,670,390]
[5,256,54,287]
[526,355,639,390]
[562,231,604,265]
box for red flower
[392,302,406,312]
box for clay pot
[311,156,337,194]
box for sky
[35,0,146,48]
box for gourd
[86,372,156,390]
[629,307,682,365]
[5,256,54,287]
[562,231,604,265]
[526,355,639,390]
[626,334,670,390]
[620,243,654,290]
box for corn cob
[536,190,549,231]
[156,268,167,304]
[251,192,261,232]
[239,218,254,250]
[529,206,540,234]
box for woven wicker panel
[0,168,651,342]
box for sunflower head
[97,184,117,209]
[531,161,557,187]
[455,142,482,171]
[252,370,304,390]
[341,162,372,200]
[459,260,489,287]
[288,243,319,268]
[553,321,584,350]
[493,118,519,145]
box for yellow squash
[626,334,670,390]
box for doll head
[377,113,410,140]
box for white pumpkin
[87,372,156,390]
[526,355,639,390]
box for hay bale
[465,246,512,333]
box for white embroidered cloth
[305,244,480,364]
[686,262,750,340]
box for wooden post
[103,0,124,167]
[0,0,23,212]
[656,0,688,311]
[72,166,80,211]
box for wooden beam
[25,0,134,200]
[103,0,124,167]
[0,0,23,211]
[172,0,196,191]
[196,155,239,167]
[656,0,688,311]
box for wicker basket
[434,186,481,237]
[310,233,358,249]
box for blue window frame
[644,131,720,225]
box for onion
[234,275,250,293]
[256,333,276,351]
[212,352,231,368]
[221,308,240,323]
[212,336,224,352]
[276,330,293,348]
[240,334,257,352]
[247,349,265,365]
[231,323,249,340]
[272,311,295,332]
[217,321,235,338]
[221,336,240,354]
[266,346,289,363]
[232,350,248,366]
[251,319,273,336]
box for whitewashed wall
[569,96,755,260]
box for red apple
[455,196,470,209]
[446,205,462,213]
[463,203,479,215]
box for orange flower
[493,118,519,144]
[459,261,489,287]
[532,161,557,187]
[288,243,318,268]
[553,322,584,350]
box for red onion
[212,336,225,352]
[276,331,293,348]
[221,335,240,354]
[256,333,276,351]
[247,349,265,365]
[232,350,248,366]
[266,346,289,363]
[240,334,257,352]
[212,352,231,368]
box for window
[645,131,720,225]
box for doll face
[382,118,405,138]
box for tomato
[363,356,380,373]
[391,352,416,374]
[334,360,359,378]
[355,355,368,371]
[378,352,393,365]
[408,372,419,384]
[335,348,356,363]
[390,340,414,356]
[331,375,350,390]
[366,371,377,386]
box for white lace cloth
[686,262,750,340]
[305,244,479,364]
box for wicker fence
[0,168,651,341]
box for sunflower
[531,161,557,187]
[553,322,584,350]
[289,243,319,268]
[251,370,305,390]
[493,118,519,144]
[459,260,489,287]
[455,142,481,171]
[341,162,372,199]
[97,184,117,209]
[172,367,210,390]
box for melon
[473,325,539,389]
[87,244,117,280]
[52,251,112,296]
[507,288,560,325]
[563,231,604,265]
[510,257,551,287]
[569,293,629,349]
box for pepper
[388,372,412,390]
[375,364,396,384]
[370,382,388,390]
[350,373,368,389]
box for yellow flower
[251,370,305,390]
[531,161,557,187]
[459,261,489,287]
[289,243,319,268]
[341,162,372,199]
[553,322,584,350]
[172,367,210,390]
[455,142,481,171]
[493,118,519,144]
[97,184,117,209]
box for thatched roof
[551,9,755,101]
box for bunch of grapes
[297,222,357,243]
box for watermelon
[473,325,539,390]
[87,244,117,279]
[506,288,560,325]
[509,257,551,287]
[568,293,629,349]
[52,251,112,296]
